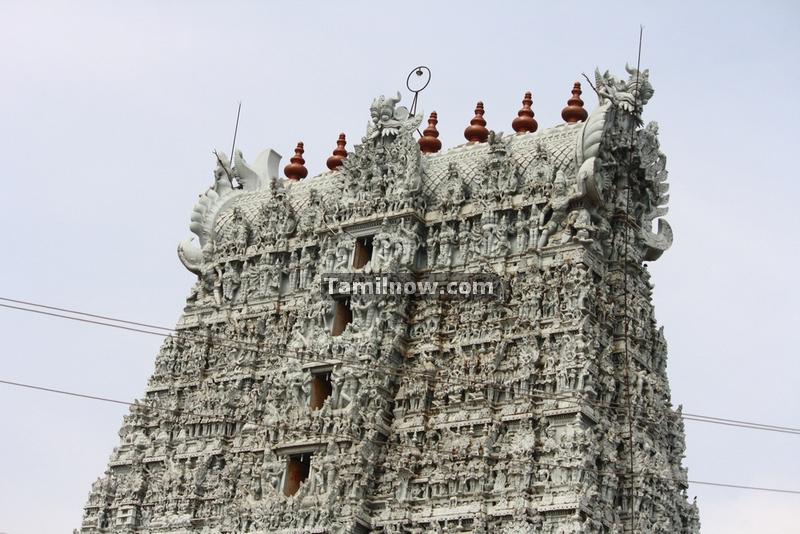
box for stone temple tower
[80,66,700,533]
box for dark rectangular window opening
[283,453,312,496]
[309,371,333,410]
[352,235,374,269]
[331,298,352,337]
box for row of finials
[283,82,589,181]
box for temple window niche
[352,235,374,269]
[331,297,352,336]
[283,453,312,496]
[309,369,333,410]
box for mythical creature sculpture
[365,91,422,144]
[636,121,673,260]
[594,63,654,114]
[575,65,671,260]
[178,149,281,274]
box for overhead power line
[0,378,133,406]
[1,376,799,497]
[686,480,800,495]
[2,297,799,437]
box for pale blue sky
[1,1,798,532]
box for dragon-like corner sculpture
[177,148,281,275]
[576,63,672,261]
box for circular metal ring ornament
[406,66,431,93]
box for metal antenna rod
[213,149,234,188]
[624,23,645,534]
[229,101,242,167]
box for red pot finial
[464,101,489,143]
[284,142,308,181]
[512,91,538,134]
[419,111,442,154]
[561,82,588,124]
[326,133,348,170]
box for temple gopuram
[81,65,700,534]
